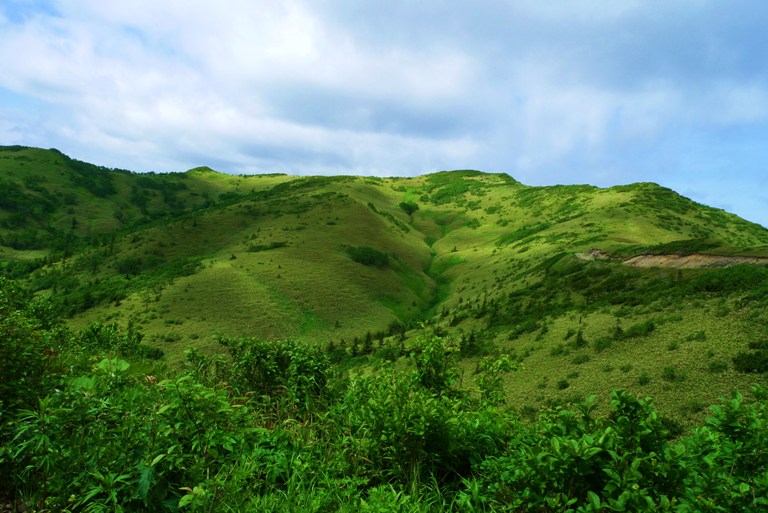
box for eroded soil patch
[624,253,768,268]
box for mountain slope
[2,146,768,424]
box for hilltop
[2,145,768,425]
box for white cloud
[1,0,768,225]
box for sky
[1,1,767,227]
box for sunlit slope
[412,177,768,311]
[362,173,768,426]
[0,145,293,258]
[60,177,438,361]
[4,147,768,390]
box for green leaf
[588,491,601,510]
[178,494,195,508]
[134,465,154,502]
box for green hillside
[3,146,768,510]
[2,145,768,426]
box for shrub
[412,336,460,395]
[593,337,612,353]
[733,350,768,373]
[623,320,655,339]
[572,354,590,365]
[662,366,684,382]
[570,329,587,349]
[708,360,729,373]
[0,278,63,410]
[345,246,389,267]
[398,201,419,217]
[337,361,510,484]
[246,241,288,252]
[477,392,688,511]
[215,336,330,409]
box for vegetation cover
[2,279,768,511]
[2,146,768,510]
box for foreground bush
[2,279,768,511]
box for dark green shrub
[681,389,768,511]
[662,366,684,382]
[550,344,567,356]
[76,321,142,356]
[247,241,287,252]
[345,246,389,267]
[623,320,655,339]
[398,201,418,217]
[733,350,768,373]
[593,337,612,353]
[572,354,590,365]
[570,329,587,348]
[412,336,460,395]
[708,360,729,373]
[0,278,64,410]
[337,365,510,484]
[216,336,330,408]
[477,392,687,511]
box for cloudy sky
[2,1,767,227]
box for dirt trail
[623,253,768,269]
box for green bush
[623,320,656,339]
[215,336,330,409]
[593,337,612,353]
[662,366,684,382]
[345,246,389,267]
[0,278,64,410]
[733,349,768,373]
[4,287,768,511]
[477,392,688,511]
[708,360,729,373]
[398,201,419,217]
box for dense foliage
[2,280,768,511]
[346,245,390,267]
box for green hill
[2,145,768,426]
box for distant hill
[3,145,768,425]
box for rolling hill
[2,144,768,426]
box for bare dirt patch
[623,253,768,269]
[575,248,611,261]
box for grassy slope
[3,147,768,421]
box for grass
[491,297,764,427]
[5,145,768,424]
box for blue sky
[1,1,767,227]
